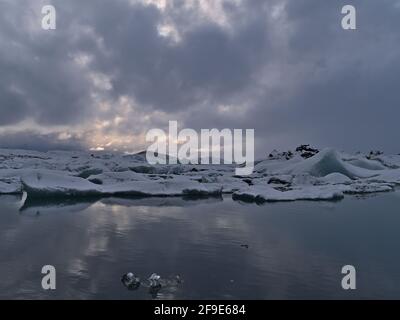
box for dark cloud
[255,0,400,153]
[0,0,399,153]
[0,1,94,126]
[0,131,86,151]
[81,0,270,112]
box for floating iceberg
[282,148,378,179]
[0,147,398,203]
[0,181,21,194]
[233,185,345,202]
[21,171,223,198]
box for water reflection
[1,192,400,299]
[19,195,223,216]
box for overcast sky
[0,0,399,155]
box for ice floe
[0,146,399,203]
[21,171,223,198]
[233,185,345,202]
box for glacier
[1,147,400,203]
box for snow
[0,147,399,203]
[317,173,352,185]
[22,172,102,197]
[233,185,345,202]
[368,169,400,185]
[0,181,20,194]
[21,171,223,198]
[282,148,378,179]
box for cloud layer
[0,0,399,154]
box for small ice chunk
[121,273,141,290]
[148,273,161,288]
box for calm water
[1,192,400,300]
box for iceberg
[282,148,378,179]
[0,181,21,194]
[233,185,345,202]
[21,171,223,198]
[0,146,397,203]
[22,172,102,197]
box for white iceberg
[22,171,102,197]
[0,146,397,203]
[233,185,345,202]
[282,148,378,179]
[21,171,223,198]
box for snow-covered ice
[0,146,399,203]
[21,171,223,198]
[233,184,346,202]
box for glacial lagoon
[1,192,400,299]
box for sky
[0,0,399,156]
